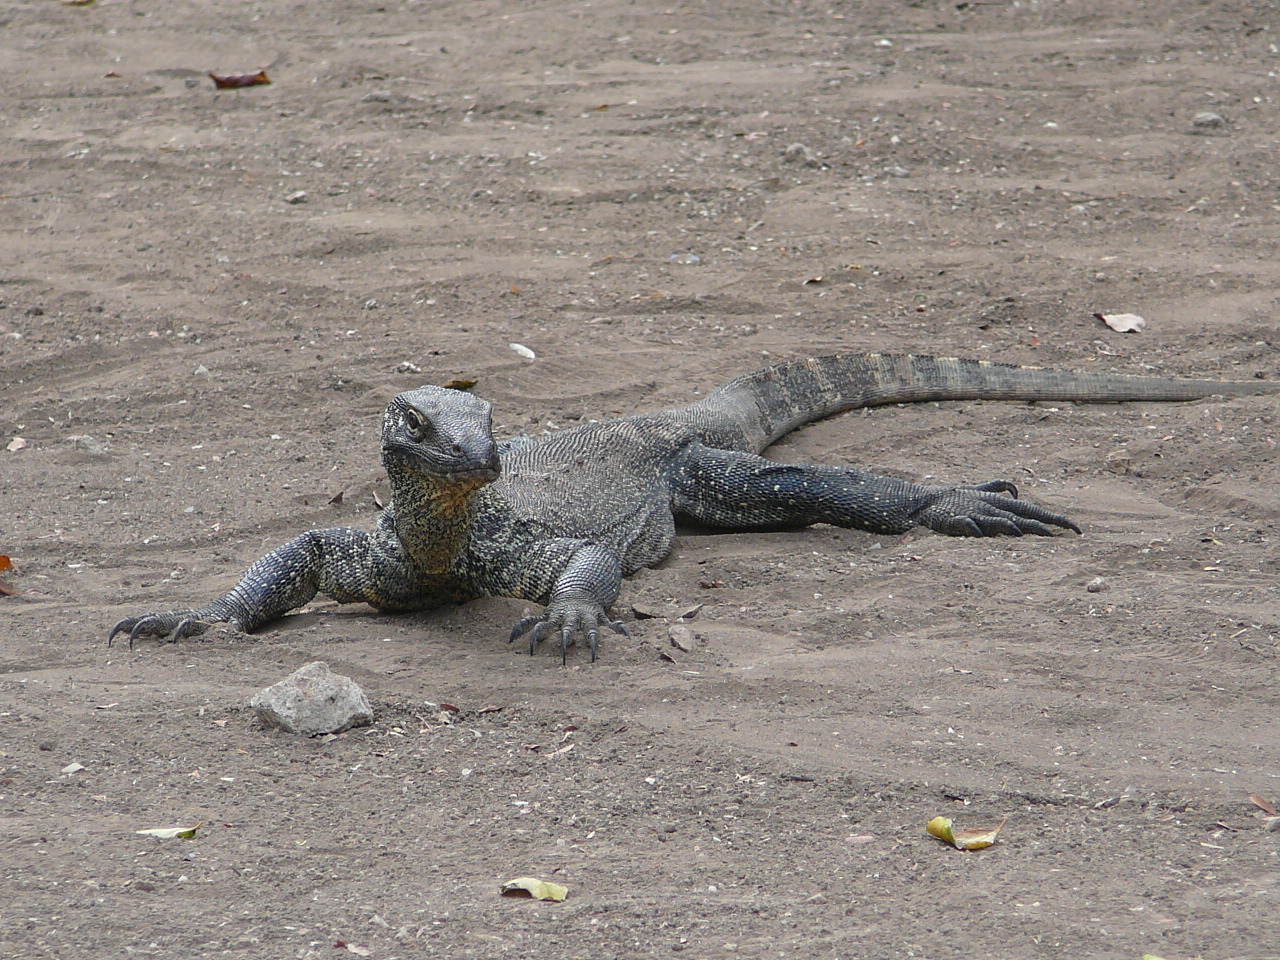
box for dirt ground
[3,1,1279,957]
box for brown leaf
[477,704,503,714]
[1248,793,1277,816]
[0,555,13,572]
[443,377,477,391]
[209,70,271,90]
[438,703,460,713]
[328,491,344,505]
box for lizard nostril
[451,443,464,455]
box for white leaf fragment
[1095,312,1146,333]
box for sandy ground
[3,1,1279,957]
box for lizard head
[382,386,501,492]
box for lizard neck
[387,463,488,574]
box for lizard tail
[685,352,1276,453]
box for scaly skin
[109,352,1277,661]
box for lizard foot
[915,480,1082,537]
[509,599,630,664]
[108,611,217,649]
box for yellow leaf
[137,823,202,839]
[501,876,568,902]
[926,815,1007,850]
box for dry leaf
[1095,311,1146,333]
[501,877,568,902]
[6,437,28,452]
[210,71,271,89]
[443,377,478,391]
[1248,793,1277,816]
[328,491,344,505]
[137,823,203,839]
[926,815,1008,851]
[0,555,12,572]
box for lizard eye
[404,408,428,442]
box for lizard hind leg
[670,443,1079,537]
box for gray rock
[668,624,694,653]
[250,661,373,736]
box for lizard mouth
[448,463,501,483]
[383,442,501,485]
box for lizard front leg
[109,525,426,647]
[473,538,630,663]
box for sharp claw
[528,620,548,655]
[586,628,599,662]
[610,620,631,639]
[562,626,574,665]
[172,618,199,642]
[509,616,538,643]
[107,619,131,648]
[975,479,1019,498]
[127,618,155,649]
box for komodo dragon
[109,352,1275,661]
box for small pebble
[782,143,823,168]
[285,190,308,204]
[1192,112,1226,129]
[1086,577,1109,594]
